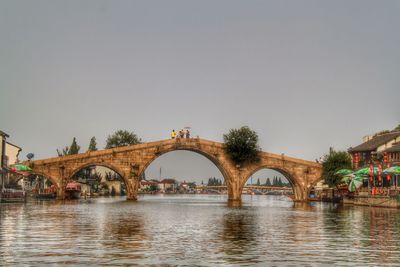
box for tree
[56,137,80,156]
[265,178,271,186]
[223,126,261,165]
[257,178,260,186]
[149,184,158,192]
[57,146,69,157]
[105,130,141,149]
[322,149,352,189]
[88,136,97,151]
[68,137,80,155]
[394,124,400,131]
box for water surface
[1,195,400,266]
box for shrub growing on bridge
[105,130,142,149]
[223,126,261,165]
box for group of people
[171,129,190,139]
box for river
[1,194,400,266]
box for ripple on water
[1,195,400,266]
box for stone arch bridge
[27,138,322,202]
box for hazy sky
[1,1,399,183]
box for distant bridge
[195,185,293,191]
[28,138,321,202]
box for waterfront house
[139,180,158,191]
[348,131,400,168]
[0,130,9,186]
[384,142,400,165]
[158,178,178,192]
[5,142,22,166]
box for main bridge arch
[27,138,322,202]
[137,140,233,186]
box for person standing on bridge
[171,130,176,139]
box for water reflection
[219,210,260,264]
[1,195,400,266]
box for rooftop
[348,131,400,153]
[0,130,9,138]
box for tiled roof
[348,131,400,153]
[160,179,177,184]
[140,180,158,185]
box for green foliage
[322,149,352,188]
[57,146,69,157]
[256,178,260,186]
[88,136,97,151]
[149,184,158,192]
[56,137,80,156]
[69,137,80,155]
[265,178,271,186]
[223,126,261,165]
[45,179,53,187]
[105,130,142,149]
[394,124,400,131]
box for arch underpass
[27,138,322,202]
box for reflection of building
[348,131,400,168]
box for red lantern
[370,165,373,182]
[384,152,388,163]
[387,163,391,181]
[378,164,382,182]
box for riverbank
[344,195,400,208]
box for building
[348,131,400,168]
[384,142,400,164]
[158,178,178,192]
[5,142,22,166]
[0,130,9,185]
[139,180,158,191]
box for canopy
[348,176,364,192]
[383,166,400,175]
[335,169,354,176]
[341,173,354,184]
[354,167,379,177]
[14,164,32,171]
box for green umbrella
[335,169,354,176]
[14,164,32,171]
[383,166,400,175]
[354,167,379,177]
[348,176,364,192]
[341,173,354,184]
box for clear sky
[1,1,399,183]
